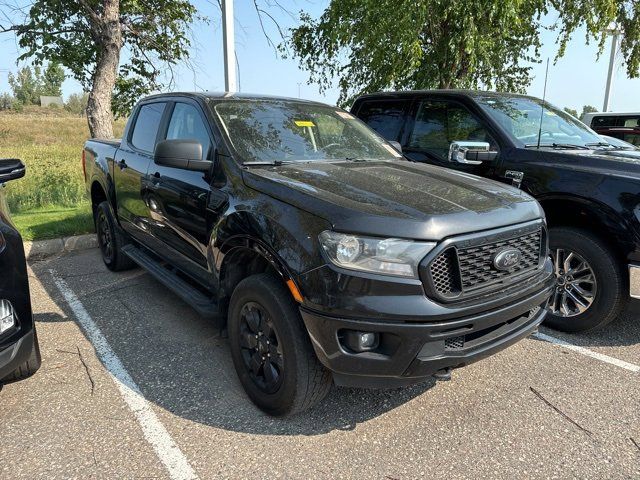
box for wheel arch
[217,235,301,320]
[539,194,631,266]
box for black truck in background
[352,90,640,333]
[84,92,554,415]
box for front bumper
[300,275,553,388]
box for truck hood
[528,147,640,179]
[242,160,543,240]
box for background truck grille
[427,227,543,300]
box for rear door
[146,99,216,284]
[114,101,167,243]
[352,98,411,142]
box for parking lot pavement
[1,249,639,479]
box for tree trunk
[86,0,122,139]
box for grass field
[0,107,125,240]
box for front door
[114,101,167,243]
[401,98,500,177]
[146,100,217,285]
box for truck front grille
[424,224,545,302]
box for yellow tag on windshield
[294,120,315,127]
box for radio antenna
[536,58,550,150]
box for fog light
[0,300,16,335]
[344,330,379,352]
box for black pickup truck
[84,93,554,415]
[353,90,640,333]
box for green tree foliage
[564,107,579,117]
[8,65,42,105]
[288,0,640,106]
[581,105,599,117]
[41,61,66,96]
[2,0,198,138]
[65,92,89,115]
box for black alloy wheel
[238,301,284,394]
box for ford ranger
[83,93,554,415]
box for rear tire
[228,273,332,416]
[94,201,135,271]
[1,328,41,384]
[544,227,627,333]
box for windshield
[211,99,401,164]
[475,95,602,147]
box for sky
[1,0,639,113]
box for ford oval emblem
[493,248,522,271]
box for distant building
[40,96,63,107]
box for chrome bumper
[630,265,640,299]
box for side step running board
[122,245,220,319]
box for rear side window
[130,102,166,153]
[355,100,409,141]
[166,103,212,159]
[592,115,640,128]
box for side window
[623,133,640,146]
[130,102,166,153]
[166,103,212,159]
[408,100,495,159]
[356,100,409,141]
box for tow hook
[433,368,452,381]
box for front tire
[228,273,332,416]
[544,227,627,333]
[94,201,135,271]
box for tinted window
[592,115,640,128]
[623,133,640,146]
[166,103,212,159]
[356,100,409,141]
[408,100,495,159]
[131,103,166,153]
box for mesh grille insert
[428,227,543,299]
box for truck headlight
[319,231,436,278]
[0,300,16,335]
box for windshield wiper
[585,142,616,148]
[525,143,590,150]
[242,160,291,167]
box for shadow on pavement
[30,254,435,436]
[539,305,640,349]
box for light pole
[603,26,621,112]
[222,0,237,93]
[297,82,302,98]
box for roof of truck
[353,89,543,102]
[142,91,329,106]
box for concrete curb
[24,233,98,261]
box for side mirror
[0,158,26,183]
[388,141,402,153]
[448,141,498,165]
[154,139,212,172]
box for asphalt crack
[530,386,592,436]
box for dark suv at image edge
[0,159,41,388]
[84,93,554,415]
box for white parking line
[50,270,200,480]
[534,332,640,373]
